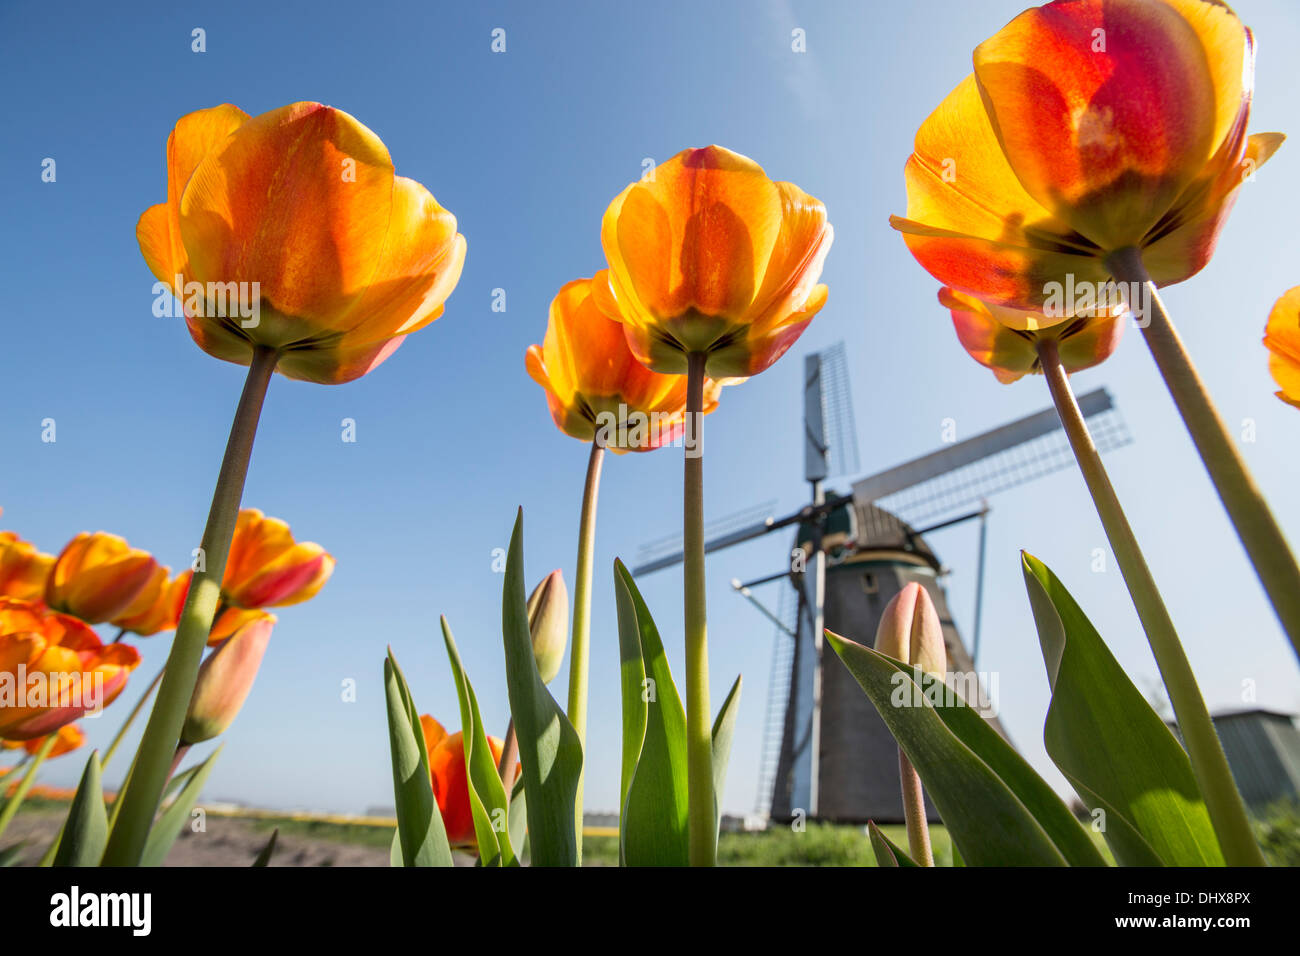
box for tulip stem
[0,733,58,840]
[1106,246,1300,663]
[898,751,933,866]
[101,346,278,866]
[102,664,165,769]
[565,438,604,864]
[1038,339,1264,866]
[684,351,715,866]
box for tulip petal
[973,0,1219,249]
[344,177,467,342]
[945,288,1039,383]
[1265,286,1300,409]
[1143,130,1283,285]
[137,104,251,290]
[180,103,396,341]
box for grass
[580,822,954,867]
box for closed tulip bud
[45,532,161,625]
[527,570,568,685]
[874,582,947,677]
[181,612,275,745]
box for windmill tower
[633,344,1132,824]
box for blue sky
[2,0,1298,816]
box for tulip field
[4,0,1300,934]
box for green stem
[0,733,58,840]
[898,751,933,866]
[102,664,164,769]
[684,352,715,866]
[565,438,603,865]
[1039,339,1264,866]
[39,668,165,865]
[100,345,278,866]
[1107,246,1300,663]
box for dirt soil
[4,809,406,867]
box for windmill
[632,342,1133,824]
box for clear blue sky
[2,0,1298,815]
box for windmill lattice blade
[860,389,1132,525]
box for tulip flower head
[598,145,833,379]
[220,509,334,609]
[137,102,467,384]
[527,275,721,452]
[527,570,569,685]
[420,715,518,851]
[181,612,275,745]
[0,598,140,741]
[1264,286,1300,409]
[943,287,1125,384]
[0,531,54,603]
[874,582,947,678]
[45,532,162,625]
[890,0,1284,312]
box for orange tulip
[890,0,1283,312]
[45,532,162,625]
[137,102,467,385]
[419,715,518,851]
[3,722,86,759]
[598,146,832,379]
[943,287,1125,384]
[0,532,54,603]
[181,612,275,745]
[527,274,722,452]
[1264,286,1300,409]
[111,566,187,637]
[0,598,140,740]
[220,509,334,610]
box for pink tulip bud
[182,612,275,744]
[874,582,947,677]
[527,570,568,685]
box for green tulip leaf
[140,745,222,867]
[711,674,742,841]
[252,828,278,867]
[501,509,582,867]
[0,842,25,867]
[384,649,453,867]
[614,558,689,866]
[867,821,917,867]
[1021,552,1224,866]
[825,631,1068,866]
[53,751,108,867]
[441,616,516,867]
[508,775,529,865]
[900,660,1106,867]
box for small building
[1211,709,1300,812]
